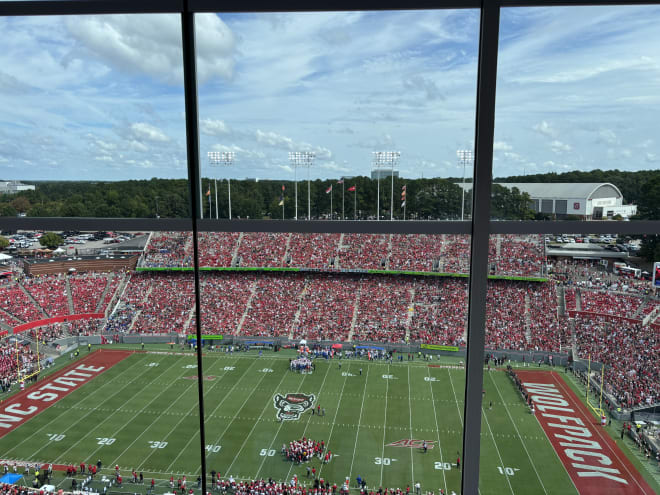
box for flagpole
[214,178,218,219]
[330,187,333,220]
[354,188,357,220]
[342,181,345,220]
[228,179,232,220]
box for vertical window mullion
[462,2,500,494]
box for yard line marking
[5,352,149,457]
[489,373,547,494]
[278,362,333,482]
[426,367,447,495]
[107,357,228,467]
[348,366,370,482]
[52,354,188,464]
[224,362,294,476]
[407,366,415,487]
[204,359,282,464]
[482,405,515,495]
[317,363,351,480]
[137,358,241,472]
[164,357,257,472]
[379,364,390,487]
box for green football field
[0,349,655,495]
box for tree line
[0,176,534,221]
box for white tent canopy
[0,253,12,260]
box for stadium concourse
[0,233,657,413]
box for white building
[458,182,637,220]
[0,181,36,194]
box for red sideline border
[0,349,131,440]
[516,370,654,495]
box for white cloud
[550,140,572,154]
[598,129,618,145]
[532,121,558,138]
[65,14,235,85]
[130,122,170,143]
[493,141,513,152]
[200,118,231,136]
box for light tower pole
[372,151,400,221]
[289,151,315,220]
[208,151,235,219]
[457,149,473,221]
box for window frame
[1,2,660,494]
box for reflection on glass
[493,6,660,221]
[479,233,660,494]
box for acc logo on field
[273,393,316,421]
[386,439,435,449]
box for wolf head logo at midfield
[273,393,316,421]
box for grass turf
[1,348,655,495]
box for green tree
[39,232,63,250]
[0,236,9,249]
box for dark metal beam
[461,2,500,493]
[181,5,208,495]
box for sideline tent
[0,253,12,260]
[52,247,65,254]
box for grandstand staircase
[633,295,653,321]
[65,279,74,314]
[236,281,258,335]
[523,294,532,344]
[288,282,309,339]
[127,285,153,332]
[335,233,345,269]
[404,288,415,342]
[183,305,196,334]
[346,286,361,342]
[575,289,582,311]
[18,283,49,319]
[232,232,244,267]
[95,274,115,313]
[385,234,393,269]
[107,273,130,318]
[282,233,292,267]
[0,314,15,332]
[557,286,566,317]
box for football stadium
[2,2,660,495]
[0,232,657,495]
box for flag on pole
[278,194,284,206]
[282,185,286,191]
[401,201,406,207]
[326,185,332,194]
[205,187,211,197]
[348,185,356,192]
[337,179,344,184]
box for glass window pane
[187,230,472,494]
[480,232,660,494]
[197,11,479,221]
[491,6,660,222]
[0,14,189,218]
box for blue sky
[0,6,658,182]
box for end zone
[0,350,131,439]
[516,370,654,495]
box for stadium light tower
[208,151,235,219]
[457,149,473,221]
[289,151,315,220]
[372,151,400,221]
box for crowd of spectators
[408,279,467,346]
[574,314,658,408]
[139,233,546,278]
[338,234,389,270]
[240,274,303,337]
[142,231,192,268]
[68,273,119,314]
[287,234,339,269]
[22,275,69,318]
[579,290,644,319]
[484,282,529,351]
[0,340,42,386]
[389,235,440,272]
